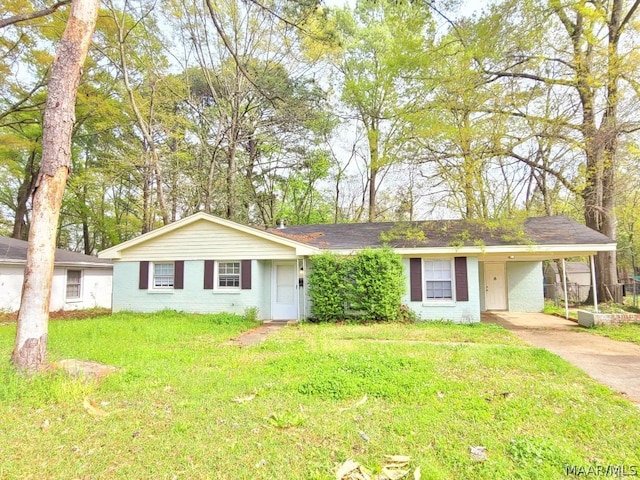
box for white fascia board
[0,259,113,267]
[98,212,319,259]
[327,243,617,257]
[54,262,114,268]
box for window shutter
[139,261,149,289]
[174,261,184,289]
[410,258,422,302]
[241,260,252,290]
[204,260,214,290]
[454,257,468,301]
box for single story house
[98,213,615,323]
[0,236,113,312]
[543,261,592,303]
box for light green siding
[403,257,481,323]
[507,261,544,312]
[113,260,268,318]
[118,218,298,261]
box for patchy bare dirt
[44,359,118,381]
[227,321,292,346]
[0,308,111,325]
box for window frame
[422,258,455,302]
[65,269,83,301]
[216,261,242,290]
[152,262,175,289]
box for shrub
[308,248,406,322]
[308,252,347,322]
[347,247,405,321]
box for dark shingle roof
[0,236,112,266]
[266,216,614,250]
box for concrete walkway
[483,312,640,407]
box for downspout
[590,255,599,313]
[562,258,569,320]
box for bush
[308,248,406,322]
[308,252,347,322]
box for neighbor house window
[153,262,174,288]
[66,269,82,299]
[217,261,241,288]
[423,259,453,300]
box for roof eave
[98,212,321,259]
[327,243,617,256]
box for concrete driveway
[483,311,640,407]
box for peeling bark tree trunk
[11,0,98,372]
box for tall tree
[467,0,640,300]
[11,0,99,372]
[327,0,434,222]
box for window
[423,259,453,300]
[153,262,174,288]
[66,269,82,299]
[217,261,241,288]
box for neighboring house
[543,261,592,303]
[98,213,616,323]
[0,236,113,312]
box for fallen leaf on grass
[83,398,109,418]
[339,394,368,412]
[335,460,373,479]
[232,394,255,403]
[381,466,409,480]
[336,459,360,479]
[470,446,487,462]
[337,455,419,480]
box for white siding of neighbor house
[112,260,270,319]
[0,265,112,312]
[507,261,544,312]
[402,257,481,323]
[0,266,24,312]
[117,219,298,261]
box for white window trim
[65,269,83,302]
[214,260,242,291]
[151,261,175,290]
[422,258,456,304]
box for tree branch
[0,0,71,29]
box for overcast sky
[321,0,492,17]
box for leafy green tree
[325,0,434,222]
[473,0,640,300]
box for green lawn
[584,323,640,346]
[1,312,639,479]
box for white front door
[272,261,297,320]
[484,262,508,310]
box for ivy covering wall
[308,247,405,322]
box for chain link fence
[544,283,629,306]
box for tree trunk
[367,122,379,223]
[11,0,98,373]
[11,149,39,240]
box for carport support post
[562,258,569,319]
[590,255,599,313]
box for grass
[542,301,577,320]
[1,312,639,479]
[583,323,640,346]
